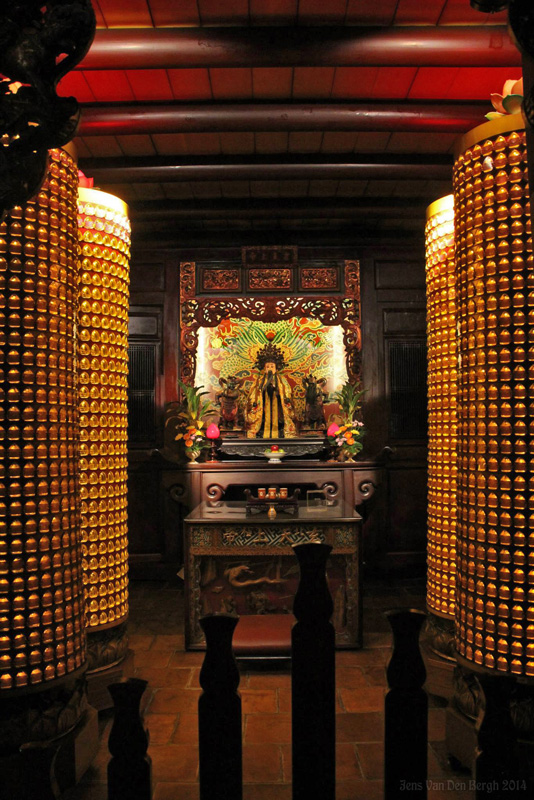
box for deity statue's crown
[254,342,287,370]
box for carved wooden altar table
[184,500,362,651]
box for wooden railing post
[384,608,427,800]
[199,614,242,800]
[291,542,335,800]
[19,742,60,800]
[107,678,151,800]
[474,674,531,799]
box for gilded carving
[178,260,361,387]
[202,268,240,292]
[248,268,292,291]
[191,527,215,547]
[180,262,196,300]
[0,672,88,751]
[86,622,130,672]
[220,525,326,548]
[301,267,339,290]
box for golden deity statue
[245,342,297,438]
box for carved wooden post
[474,674,531,799]
[107,678,151,800]
[199,614,242,800]
[291,542,335,800]
[384,608,427,800]
[19,742,60,800]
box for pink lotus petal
[490,93,506,114]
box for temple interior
[1,1,534,799]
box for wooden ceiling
[63,0,522,249]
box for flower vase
[185,447,201,463]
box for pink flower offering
[327,423,340,437]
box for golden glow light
[77,188,130,630]
[425,195,457,619]
[0,148,86,691]
[453,115,534,676]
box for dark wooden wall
[127,245,427,579]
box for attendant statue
[303,374,328,429]
[216,375,243,430]
[245,343,297,438]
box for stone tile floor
[65,577,475,800]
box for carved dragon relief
[0,1,96,214]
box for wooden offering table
[184,499,362,651]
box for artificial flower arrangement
[326,382,365,462]
[173,380,218,462]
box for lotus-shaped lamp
[486,78,523,121]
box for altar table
[183,500,362,650]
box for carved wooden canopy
[179,259,361,389]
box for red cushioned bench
[232,614,295,659]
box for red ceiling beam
[79,26,519,69]
[88,161,451,183]
[79,102,485,136]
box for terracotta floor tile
[148,688,201,714]
[133,649,172,669]
[170,712,199,744]
[336,741,363,780]
[243,785,292,800]
[187,667,201,687]
[241,689,278,714]
[280,743,291,782]
[245,671,291,690]
[364,632,393,649]
[278,688,291,712]
[150,634,186,650]
[128,634,155,651]
[168,650,205,668]
[149,744,199,782]
[242,743,283,783]
[364,612,395,633]
[135,666,194,689]
[356,741,384,780]
[245,713,291,743]
[363,666,388,687]
[337,779,384,800]
[336,666,368,688]
[153,784,199,800]
[336,649,388,667]
[135,619,183,635]
[339,686,386,712]
[336,711,384,743]
[144,713,179,744]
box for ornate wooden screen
[178,259,361,389]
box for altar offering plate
[264,445,286,463]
